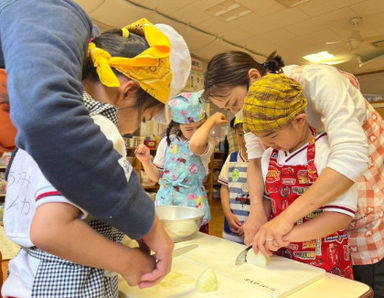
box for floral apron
[156,135,210,224]
[266,135,353,279]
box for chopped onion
[247,250,269,267]
[195,268,218,292]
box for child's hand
[120,247,157,286]
[227,213,243,235]
[140,216,174,288]
[135,144,151,163]
[209,112,228,126]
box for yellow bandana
[243,73,307,134]
[88,18,172,104]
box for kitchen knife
[235,245,253,266]
[172,244,198,258]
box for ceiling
[74,0,384,75]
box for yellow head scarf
[243,73,307,134]
[87,18,172,104]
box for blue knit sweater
[0,0,154,239]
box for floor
[208,197,225,238]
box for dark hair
[263,51,284,74]
[166,120,182,146]
[203,51,284,99]
[82,29,162,111]
[234,122,243,130]
[230,117,236,129]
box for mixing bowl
[155,206,204,242]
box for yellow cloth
[243,73,307,134]
[233,117,243,126]
[88,18,173,104]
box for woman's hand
[135,144,150,163]
[243,207,268,246]
[252,214,292,257]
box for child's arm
[135,144,161,182]
[220,184,242,234]
[283,212,352,243]
[30,202,156,287]
[189,112,227,155]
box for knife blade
[172,244,198,258]
[235,245,253,266]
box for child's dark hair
[234,122,243,130]
[203,51,284,99]
[82,29,163,111]
[166,120,182,146]
[229,117,236,129]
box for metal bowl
[156,206,204,242]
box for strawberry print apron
[266,135,353,279]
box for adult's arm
[254,65,368,253]
[242,158,268,245]
[283,212,352,243]
[299,65,369,182]
[0,0,154,238]
[272,65,368,230]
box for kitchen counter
[119,233,373,298]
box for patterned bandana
[242,73,307,134]
[87,18,172,104]
[168,90,206,124]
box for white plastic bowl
[156,206,204,242]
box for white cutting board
[119,234,325,298]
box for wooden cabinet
[206,151,226,204]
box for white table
[119,233,373,298]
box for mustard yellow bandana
[242,73,307,134]
[88,18,172,104]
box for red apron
[266,135,353,279]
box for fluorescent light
[215,3,240,16]
[275,0,312,8]
[207,0,252,21]
[238,10,251,17]
[225,10,251,22]
[225,15,238,22]
[302,51,335,63]
[227,4,241,11]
